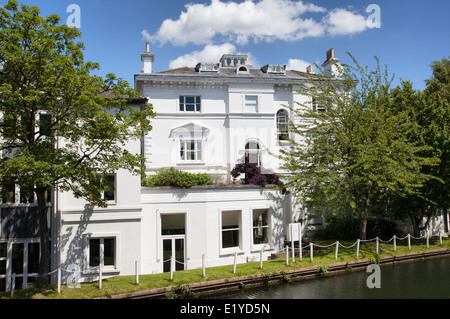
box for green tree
[0,1,154,286]
[279,53,438,239]
[388,59,449,236]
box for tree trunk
[36,189,50,287]
[359,217,368,240]
[409,214,421,238]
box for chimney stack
[321,48,341,77]
[141,42,155,74]
[306,65,313,74]
[326,48,334,62]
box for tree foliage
[279,53,439,239]
[0,1,155,285]
[387,58,449,235]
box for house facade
[1,45,449,290]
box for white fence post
[202,254,206,278]
[259,247,263,269]
[298,223,303,261]
[285,246,289,266]
[135,261,139,284]
[440,233,442,245]
[99,241,104,289]
[408,234,411,250]
[376,237,379,255]
[335,241,339,260]
[426,230,429,248]
[393,235,396,252]
[233,252,237,274]
[356,239,360,257]
[310,243,313,262]
[170,255,174,280]
[99,264,103,289]
[57,266,61,294]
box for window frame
[220,210,242,253]
[251,208,271,248]
[276,109,289,141]
[86,234,119,273]
[101,174,116,204]
[244,95,258,113]
[179,139,203,163]
[179,95,201,113]
[312,97,326,112]
[245,141,261,166]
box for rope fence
[4,230,447,295]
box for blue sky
[1,0,449,90]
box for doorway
[0,239,40,291]
[163,237,185,273]
[161,213,186,273]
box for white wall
[140,186,286,274]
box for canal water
[208,256,450,299]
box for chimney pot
[146,42,150,53]
[326,48,334,61]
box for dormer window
[261,64,286,75]
[236,65,249,74]
[196,62,220,73]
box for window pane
[222,230,239,248]
[104,175,115,201]
[180,142,185,160]
[179,96,185,111]
[186,103,195,112]
[2,183,15,203]
[0,243,6,257]
[222,211,240,248]
[20,189,34,204]
[253,209,269,244]
[161,214,185,235]
[28,243,40,274]
[0,260,5,275]
[245,96,258,112]
[104,238,115,267]
[89,239,100,267]
[12,243,24,274]
[39,113,52,137]
[252,209,268,227]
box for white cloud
[169,43,259,69]
[286,59,313,72]
[145,0,327,46]
[169,43,237,69]
[325,8,368,36]
[143,0,371,47]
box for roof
[152,67,310,79]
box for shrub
[142,168,213,188]
[231,162,282,187]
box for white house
[1,45,449,290]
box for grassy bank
[2,236,449,299]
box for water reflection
[207,257,450,299]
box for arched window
[245,141,261,166]
[276,109,289,141]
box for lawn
[2,236,449,299]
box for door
[1,240,40,291]
[163,237,185,273]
